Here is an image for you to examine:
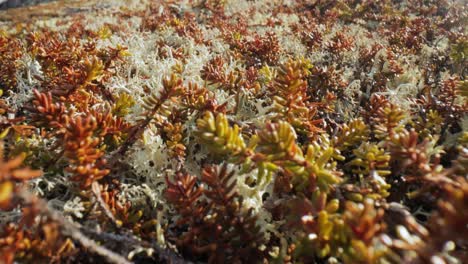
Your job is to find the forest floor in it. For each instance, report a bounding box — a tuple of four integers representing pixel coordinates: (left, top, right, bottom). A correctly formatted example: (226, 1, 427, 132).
(0, 1, 467, 263)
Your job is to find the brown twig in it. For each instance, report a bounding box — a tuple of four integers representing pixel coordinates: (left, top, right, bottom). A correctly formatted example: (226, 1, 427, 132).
(82, 229, 191, 264)
(17, 187, 132, 264)
(91, 181, 122, 228)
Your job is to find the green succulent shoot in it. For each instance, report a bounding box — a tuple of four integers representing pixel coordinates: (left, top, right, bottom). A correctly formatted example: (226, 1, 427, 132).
(196, 111, 246, 155)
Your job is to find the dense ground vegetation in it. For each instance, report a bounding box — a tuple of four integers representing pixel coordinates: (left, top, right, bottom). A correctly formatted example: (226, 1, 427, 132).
(0, 0, 467, 263)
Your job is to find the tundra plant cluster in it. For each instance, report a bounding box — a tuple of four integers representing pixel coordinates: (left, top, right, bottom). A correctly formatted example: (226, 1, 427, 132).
(0, 0, 467, 263)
